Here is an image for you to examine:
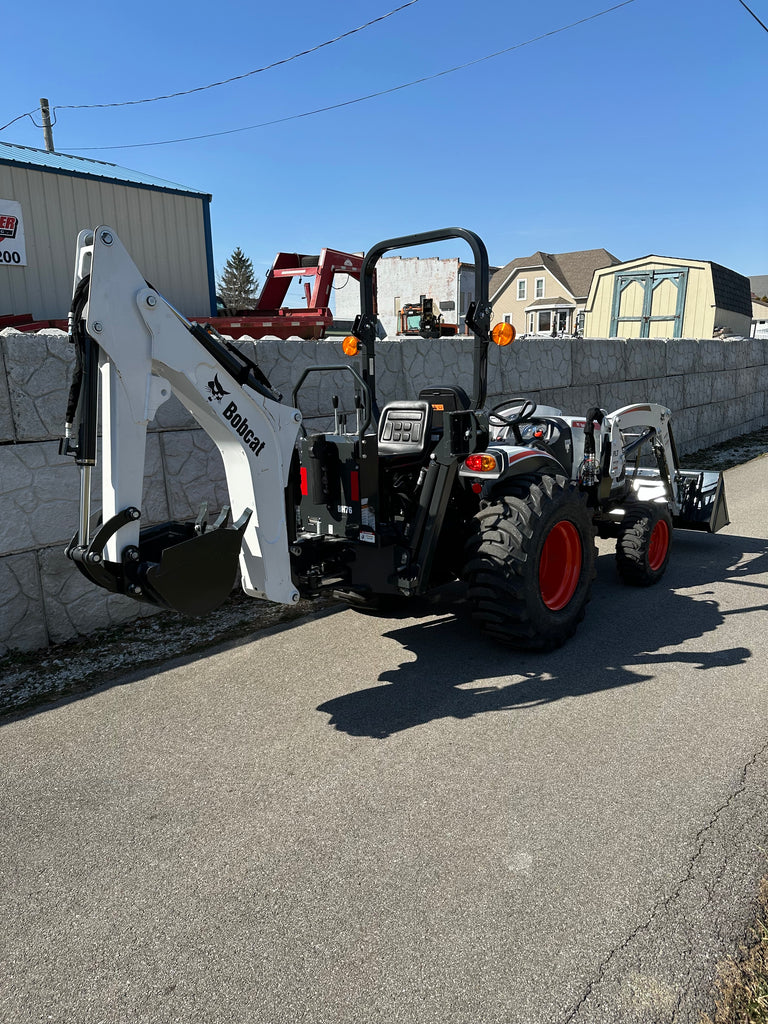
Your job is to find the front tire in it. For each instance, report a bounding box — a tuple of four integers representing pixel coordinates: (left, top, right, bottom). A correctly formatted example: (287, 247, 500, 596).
(463, 474, 597, 650)
(615, 503, 672, 586)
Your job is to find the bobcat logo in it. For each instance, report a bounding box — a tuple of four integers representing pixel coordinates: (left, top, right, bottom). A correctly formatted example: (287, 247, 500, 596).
(206, 374, 230, 403)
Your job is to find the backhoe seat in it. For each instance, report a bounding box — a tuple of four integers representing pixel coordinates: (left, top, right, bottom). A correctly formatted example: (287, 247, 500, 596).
(378, 400, 432, 464)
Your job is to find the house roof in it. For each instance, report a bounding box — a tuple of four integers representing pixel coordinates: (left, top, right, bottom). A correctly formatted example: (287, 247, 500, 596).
(526, 296, 574, 309)
(490, 248, 621, 303)
(493, 248, 626, 303)
(0, 142, 211, 198)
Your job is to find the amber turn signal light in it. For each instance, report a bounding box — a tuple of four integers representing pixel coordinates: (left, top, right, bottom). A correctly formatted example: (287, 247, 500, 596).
(491, 323, 516, 346)
(342, 336, 359, 356)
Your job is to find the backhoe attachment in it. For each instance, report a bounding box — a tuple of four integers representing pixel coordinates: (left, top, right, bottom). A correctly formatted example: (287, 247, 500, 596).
(62, 227, 302, 615)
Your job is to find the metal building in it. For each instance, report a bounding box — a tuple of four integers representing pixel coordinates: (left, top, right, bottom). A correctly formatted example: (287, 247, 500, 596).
(334, 255, 495, 337)
(0, 142, 215, 322)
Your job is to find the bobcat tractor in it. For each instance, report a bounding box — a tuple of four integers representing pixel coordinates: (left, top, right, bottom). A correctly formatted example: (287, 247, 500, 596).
(60, 226, 729, 650)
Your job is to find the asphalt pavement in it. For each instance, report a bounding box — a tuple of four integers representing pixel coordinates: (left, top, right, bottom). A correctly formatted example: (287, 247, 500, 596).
(2, 456, 768, 1024)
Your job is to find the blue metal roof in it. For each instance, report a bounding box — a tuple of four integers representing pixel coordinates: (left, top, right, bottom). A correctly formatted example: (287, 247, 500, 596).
(0, 142, 211, 199)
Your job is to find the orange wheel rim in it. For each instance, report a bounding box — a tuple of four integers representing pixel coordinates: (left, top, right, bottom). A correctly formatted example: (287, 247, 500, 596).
(539, 521, 582, 611)
(648, 519, 670, 571)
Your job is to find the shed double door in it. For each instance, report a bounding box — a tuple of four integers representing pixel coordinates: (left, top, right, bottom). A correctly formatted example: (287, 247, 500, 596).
(610, 268, 688, 338)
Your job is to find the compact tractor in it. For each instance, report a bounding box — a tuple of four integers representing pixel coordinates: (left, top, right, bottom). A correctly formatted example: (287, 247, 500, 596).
(61, 226, 729, 650)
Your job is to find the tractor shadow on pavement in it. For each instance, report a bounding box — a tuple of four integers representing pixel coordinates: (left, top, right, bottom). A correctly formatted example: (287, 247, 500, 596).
(317, 531, 768, 738)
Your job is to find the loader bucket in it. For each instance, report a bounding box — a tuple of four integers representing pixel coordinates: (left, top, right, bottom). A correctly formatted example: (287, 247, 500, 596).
(674, 470, 730, 533)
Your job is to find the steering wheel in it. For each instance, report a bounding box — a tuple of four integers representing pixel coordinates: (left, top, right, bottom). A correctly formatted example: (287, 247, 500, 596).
(489, 398, 538, 442)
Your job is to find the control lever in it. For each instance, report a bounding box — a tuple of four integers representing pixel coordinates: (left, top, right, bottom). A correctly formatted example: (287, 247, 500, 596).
(332, 395, 340, 434)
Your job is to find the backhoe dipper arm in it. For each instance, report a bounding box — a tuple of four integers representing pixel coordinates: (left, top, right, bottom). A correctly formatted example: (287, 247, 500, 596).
(63, 227, 302, 614)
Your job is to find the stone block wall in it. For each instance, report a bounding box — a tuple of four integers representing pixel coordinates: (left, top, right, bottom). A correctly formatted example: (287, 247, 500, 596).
(1, 328, 766, 656)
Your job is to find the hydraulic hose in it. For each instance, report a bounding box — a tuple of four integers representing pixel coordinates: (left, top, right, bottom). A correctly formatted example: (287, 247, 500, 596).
(64, 274, 99, 466)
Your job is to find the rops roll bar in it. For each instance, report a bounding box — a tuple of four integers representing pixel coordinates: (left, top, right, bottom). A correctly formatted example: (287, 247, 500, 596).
(351, 227, 493, 411)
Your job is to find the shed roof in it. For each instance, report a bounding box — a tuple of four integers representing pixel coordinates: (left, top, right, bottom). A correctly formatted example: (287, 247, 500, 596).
(490, 248, 621, 303)
(710, 262, 752, 317)
(0, 142, 210, 199)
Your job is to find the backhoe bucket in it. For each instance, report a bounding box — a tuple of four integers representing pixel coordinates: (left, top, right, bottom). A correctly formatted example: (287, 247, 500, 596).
(137, 511, 251, 615)
(68, 506, 252, 616)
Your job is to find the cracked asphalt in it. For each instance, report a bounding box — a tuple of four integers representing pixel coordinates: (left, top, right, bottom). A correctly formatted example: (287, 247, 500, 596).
(1, 455, 768, 1024)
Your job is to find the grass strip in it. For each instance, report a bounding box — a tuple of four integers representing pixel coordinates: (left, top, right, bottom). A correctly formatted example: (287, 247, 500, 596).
(702, 880, 768, 1024)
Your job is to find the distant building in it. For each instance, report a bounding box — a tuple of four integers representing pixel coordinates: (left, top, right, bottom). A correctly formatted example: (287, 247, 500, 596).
(0, 142, 215, 321)
(489, 249, 621, 338)
(334, 256, 498, 337)
(752, 295, 768, 339)
(584, 256, 753, 338)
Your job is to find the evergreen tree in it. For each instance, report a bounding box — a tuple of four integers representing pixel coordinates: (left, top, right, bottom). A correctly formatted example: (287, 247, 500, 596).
(217, 247, 259, 311)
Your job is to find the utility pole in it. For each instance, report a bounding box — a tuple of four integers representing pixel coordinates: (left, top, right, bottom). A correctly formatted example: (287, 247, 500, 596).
(39, 98, 54, 153)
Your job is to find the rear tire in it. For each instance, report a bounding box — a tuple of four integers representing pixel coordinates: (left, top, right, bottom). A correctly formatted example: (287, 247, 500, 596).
(463, 474, 597, 650)
(616, 503, 672, 586)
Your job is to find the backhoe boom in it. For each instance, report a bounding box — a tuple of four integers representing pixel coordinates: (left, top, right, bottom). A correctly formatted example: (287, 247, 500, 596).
(62, 226, 302, 614)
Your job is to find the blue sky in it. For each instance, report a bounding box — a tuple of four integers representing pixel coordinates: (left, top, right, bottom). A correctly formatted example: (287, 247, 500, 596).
(4, 0, 767, 286)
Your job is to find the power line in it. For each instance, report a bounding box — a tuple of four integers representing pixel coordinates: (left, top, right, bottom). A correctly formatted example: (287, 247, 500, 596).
(0, 109, 38, 133)
(735, 0, 768, 32)
(54, 0, 421, 111)
(67, 0, 638, 153)
(0, 0, 419, 137)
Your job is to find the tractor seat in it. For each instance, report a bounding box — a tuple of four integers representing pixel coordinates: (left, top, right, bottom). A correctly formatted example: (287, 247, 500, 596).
(418, 385, 471, 439)
(378, 400, 432, 463)
(419, 385, 471, 420)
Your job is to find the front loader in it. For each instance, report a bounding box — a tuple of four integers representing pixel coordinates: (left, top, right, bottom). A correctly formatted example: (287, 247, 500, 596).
(61, 226, 729, 650)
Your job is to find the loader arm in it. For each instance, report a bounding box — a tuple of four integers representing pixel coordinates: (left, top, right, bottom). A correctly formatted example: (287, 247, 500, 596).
(62, 227, 302, 614)
(603, 403, 681, 512)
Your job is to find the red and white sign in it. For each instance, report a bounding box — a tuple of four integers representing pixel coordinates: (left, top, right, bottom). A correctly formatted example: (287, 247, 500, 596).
(0, 199, 26, 266)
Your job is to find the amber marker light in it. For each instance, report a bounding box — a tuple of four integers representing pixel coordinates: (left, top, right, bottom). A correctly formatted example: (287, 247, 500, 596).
(342, 336, 359, 356)
(464, 453, 498, 472)
(491, 323, 516, 346)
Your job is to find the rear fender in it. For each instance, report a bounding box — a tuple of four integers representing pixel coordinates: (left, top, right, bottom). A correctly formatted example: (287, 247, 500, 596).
(459, 444, 566, 485)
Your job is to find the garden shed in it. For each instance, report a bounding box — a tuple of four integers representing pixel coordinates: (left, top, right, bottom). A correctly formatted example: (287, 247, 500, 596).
(583, 255, 752, 339)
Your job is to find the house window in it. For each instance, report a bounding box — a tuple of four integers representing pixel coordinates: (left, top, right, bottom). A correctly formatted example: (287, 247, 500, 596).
(535, 277, 545, 299)
(504, 315, 512, 324)
(517, 279, 527, 300)
(528, 313, 535, 333)
(538, 311, 552, 333)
